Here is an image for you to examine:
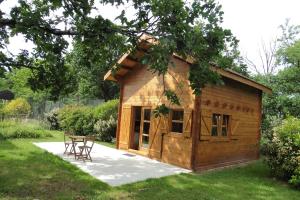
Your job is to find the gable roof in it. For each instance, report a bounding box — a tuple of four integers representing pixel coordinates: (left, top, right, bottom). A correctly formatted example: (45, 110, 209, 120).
(104, 34, 272, 94)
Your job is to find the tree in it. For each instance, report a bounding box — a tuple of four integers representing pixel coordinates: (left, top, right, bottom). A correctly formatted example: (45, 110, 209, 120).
(66, 37, 125, 101)
(276, 19, 300, 67)
(0, 0, 244, 107)
(245, 39, 278, 76)
(7, 68, 48, 102)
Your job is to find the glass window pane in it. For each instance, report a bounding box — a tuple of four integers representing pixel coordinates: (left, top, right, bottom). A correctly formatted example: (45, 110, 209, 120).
(171, 122, 183, 133)
(172, 110, 184, 121)
(212, 114, 220, 125)
(135, 107, 141, 121)
(144, 109, 151, 121)
(211, 126, 218, 136)
(142, 135, 149, 148)
(223, 115, 229, 126)
(134, 121, 140, 133)
(143, 122, 150, 135)
(222, 127, 227, 136)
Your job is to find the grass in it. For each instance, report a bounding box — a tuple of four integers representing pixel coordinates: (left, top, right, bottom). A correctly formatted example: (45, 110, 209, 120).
(0, 119, 57, 139)
(0, 132, 299, 199)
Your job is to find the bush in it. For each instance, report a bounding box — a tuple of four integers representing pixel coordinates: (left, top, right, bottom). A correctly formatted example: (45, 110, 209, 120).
(93, 99, 119, 121)
(45, 108, 60, 130)
(0, 103, 5, 120)
(0, 120, 53, 139)
(94, 115, 117, 142)
(56, 99, 119, 139)
(263, 116, 300, 187)
(58, 105, 94, 135)
(3, 98, 31, 116)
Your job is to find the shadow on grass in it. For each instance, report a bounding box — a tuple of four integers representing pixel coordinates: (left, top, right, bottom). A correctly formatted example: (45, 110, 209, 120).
(116, 161, 300, 200)
(0, 141, 110, 199)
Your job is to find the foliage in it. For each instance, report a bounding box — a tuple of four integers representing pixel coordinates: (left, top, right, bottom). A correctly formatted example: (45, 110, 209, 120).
(276, 19, 300, 66)
(66, 36, 123, 101)
(164, 90, 181, 105)
(0, 0, 246, 104)
(0, 120, 53, 139)
(0, 90, 14, 100)
(255, 66, 300, 133)
(94, 115, 117, 142)
(45, 108, 60, 130)
(93, 99, 119, 121)
(58, 105, 94, 136)
(6, 68, 49, 102)
(284, 40, 300, 67)
(3, 98, 31, 116)
(263, 117, 300, 187)
(153, 103, 169, 118)
(56, 99, 118, 138)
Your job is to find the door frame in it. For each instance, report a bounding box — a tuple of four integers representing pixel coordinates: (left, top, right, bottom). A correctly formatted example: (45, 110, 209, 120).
(139, 107, 152, 152)
(128, 106, 152, 155)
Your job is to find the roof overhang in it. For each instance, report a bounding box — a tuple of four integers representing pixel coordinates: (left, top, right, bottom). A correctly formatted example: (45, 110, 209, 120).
(104, 34, 272, 94)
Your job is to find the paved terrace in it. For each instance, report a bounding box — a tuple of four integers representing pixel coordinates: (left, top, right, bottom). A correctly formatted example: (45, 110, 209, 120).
(34, 142, 190, 186)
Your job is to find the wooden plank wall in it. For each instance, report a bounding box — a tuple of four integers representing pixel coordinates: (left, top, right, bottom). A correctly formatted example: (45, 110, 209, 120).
(195, 78, 262, 170)
(118, 57, 195, 169)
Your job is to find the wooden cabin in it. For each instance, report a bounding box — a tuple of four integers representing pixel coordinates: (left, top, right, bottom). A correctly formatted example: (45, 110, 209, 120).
(104, 35, 272, 170)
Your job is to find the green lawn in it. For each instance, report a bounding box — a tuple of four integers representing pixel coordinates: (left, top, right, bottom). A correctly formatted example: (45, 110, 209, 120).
(0, 132, 299, 200)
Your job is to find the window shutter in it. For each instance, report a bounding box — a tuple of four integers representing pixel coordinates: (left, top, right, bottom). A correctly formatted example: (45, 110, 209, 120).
(183, 109, 193, 138)
(159, 114, 169, 134)
(200, 109, 212, 140)
(119, 105, 132, 149)
(231, 115, 240, 136)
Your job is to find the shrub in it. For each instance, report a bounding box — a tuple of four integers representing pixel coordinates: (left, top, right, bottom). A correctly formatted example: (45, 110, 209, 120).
(94, 115, 117, 142)
(93, 99, 119, 121)
(56, 99, 119, 139)
(263, 116, 300, 187)
(58, 105, 94, 135)
(45, 108, 60, 130)
(0, 120, 53, 139)
(3, 98, 31, 116)
(0, 103, 5, 120)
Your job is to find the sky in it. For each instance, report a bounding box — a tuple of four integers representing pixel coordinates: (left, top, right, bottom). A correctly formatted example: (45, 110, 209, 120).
(1, 0, 300, 74)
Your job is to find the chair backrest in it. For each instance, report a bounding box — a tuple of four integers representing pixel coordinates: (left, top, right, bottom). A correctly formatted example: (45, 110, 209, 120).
(64, 131, 72, 142)
(84, 135, 96, 148)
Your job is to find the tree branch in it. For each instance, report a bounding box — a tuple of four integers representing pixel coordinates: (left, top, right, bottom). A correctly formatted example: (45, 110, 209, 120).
(0, 18, 78, 36)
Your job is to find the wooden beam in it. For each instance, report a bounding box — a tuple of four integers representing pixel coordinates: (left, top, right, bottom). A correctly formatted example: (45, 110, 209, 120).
(213, 68, 272, 94)
(257, 91, 262, 159)
(122, 57, 139, 68)
(190, 95, 201, 170)
(120, 65, 134, 71)
(116, 79, 124, 149)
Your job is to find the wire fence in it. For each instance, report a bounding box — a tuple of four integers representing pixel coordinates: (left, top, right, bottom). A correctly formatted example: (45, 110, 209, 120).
(1, 98, 104, 121)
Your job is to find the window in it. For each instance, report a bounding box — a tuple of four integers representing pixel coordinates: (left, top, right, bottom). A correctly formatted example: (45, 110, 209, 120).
(211, 113, 230, 137)
(171, 110, 184, 133)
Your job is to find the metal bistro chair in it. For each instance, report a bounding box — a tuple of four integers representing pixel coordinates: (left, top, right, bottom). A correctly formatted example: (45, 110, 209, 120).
(77, 135, 96, 162)
(64, 131, 76, 154)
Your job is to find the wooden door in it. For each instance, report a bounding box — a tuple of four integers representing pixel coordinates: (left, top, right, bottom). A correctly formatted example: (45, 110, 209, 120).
(139, 107, 151, 150)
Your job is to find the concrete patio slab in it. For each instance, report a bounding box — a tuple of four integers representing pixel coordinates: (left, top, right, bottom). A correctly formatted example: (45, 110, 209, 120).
(33, 142, 191, 186)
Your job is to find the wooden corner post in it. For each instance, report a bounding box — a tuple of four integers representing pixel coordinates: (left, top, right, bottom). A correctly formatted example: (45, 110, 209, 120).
(116, 79, 124, 149)
(190, 95, 201, 170)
